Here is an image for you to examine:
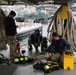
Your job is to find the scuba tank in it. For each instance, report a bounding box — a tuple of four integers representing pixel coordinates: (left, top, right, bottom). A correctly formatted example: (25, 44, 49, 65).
(0, 54, 4, 63)
(8, 56, 34, 64)
(0, 54, 9, 64)
(33, 60, 60, 73)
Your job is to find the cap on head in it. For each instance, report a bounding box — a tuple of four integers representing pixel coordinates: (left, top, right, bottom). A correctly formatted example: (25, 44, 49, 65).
(52, 32, 59, 37)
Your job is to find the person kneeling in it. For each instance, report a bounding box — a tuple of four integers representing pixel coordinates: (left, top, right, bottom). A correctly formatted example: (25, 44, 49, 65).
(47, 32, 71, 66)
(28, 29, 43, 51)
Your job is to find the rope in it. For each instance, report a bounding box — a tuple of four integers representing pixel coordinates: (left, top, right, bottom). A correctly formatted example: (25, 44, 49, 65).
(47, 5, 76, 51)
(0, 9, 7, 49)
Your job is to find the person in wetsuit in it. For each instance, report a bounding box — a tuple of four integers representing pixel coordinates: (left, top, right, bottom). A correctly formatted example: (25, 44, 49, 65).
(28, 29, 43, 51)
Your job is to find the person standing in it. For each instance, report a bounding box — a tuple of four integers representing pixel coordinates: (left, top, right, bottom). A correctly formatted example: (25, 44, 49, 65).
(0, 8, 7, 50)
(4, 11, 19, 58)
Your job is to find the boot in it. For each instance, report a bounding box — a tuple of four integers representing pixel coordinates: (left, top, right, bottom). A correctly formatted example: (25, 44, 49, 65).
(10, 51, 20, 58)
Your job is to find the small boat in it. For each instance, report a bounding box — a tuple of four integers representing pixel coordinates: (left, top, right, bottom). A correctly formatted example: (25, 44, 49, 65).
(15, 17, 42, 38)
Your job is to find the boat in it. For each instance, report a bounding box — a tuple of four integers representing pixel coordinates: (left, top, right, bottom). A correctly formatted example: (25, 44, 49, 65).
(0, 5, 42, 38)
(15, 17, 42, 38)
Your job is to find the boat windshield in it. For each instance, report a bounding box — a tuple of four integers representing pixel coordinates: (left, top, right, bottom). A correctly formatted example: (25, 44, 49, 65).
(15, 17, 25, 22)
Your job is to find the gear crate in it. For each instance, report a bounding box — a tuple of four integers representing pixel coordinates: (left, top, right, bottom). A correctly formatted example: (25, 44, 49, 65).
(63, 52, 74, 70)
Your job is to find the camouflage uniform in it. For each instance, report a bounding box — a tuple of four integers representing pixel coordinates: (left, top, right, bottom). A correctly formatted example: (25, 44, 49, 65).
(6, 36, 17, 57)
(4, 11, 19, 58)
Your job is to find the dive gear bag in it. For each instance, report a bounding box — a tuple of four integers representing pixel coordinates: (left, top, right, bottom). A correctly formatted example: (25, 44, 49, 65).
(33, 60, 60, 73)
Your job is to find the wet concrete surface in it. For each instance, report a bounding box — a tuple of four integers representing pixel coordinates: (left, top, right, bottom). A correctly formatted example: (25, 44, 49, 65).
(0, 43, 76, 75)
(0, 24, 76, 75)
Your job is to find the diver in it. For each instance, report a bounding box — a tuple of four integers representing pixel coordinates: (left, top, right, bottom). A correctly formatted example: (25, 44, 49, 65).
(47, 32, 71, 64)
(28, 29, 43, 51)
